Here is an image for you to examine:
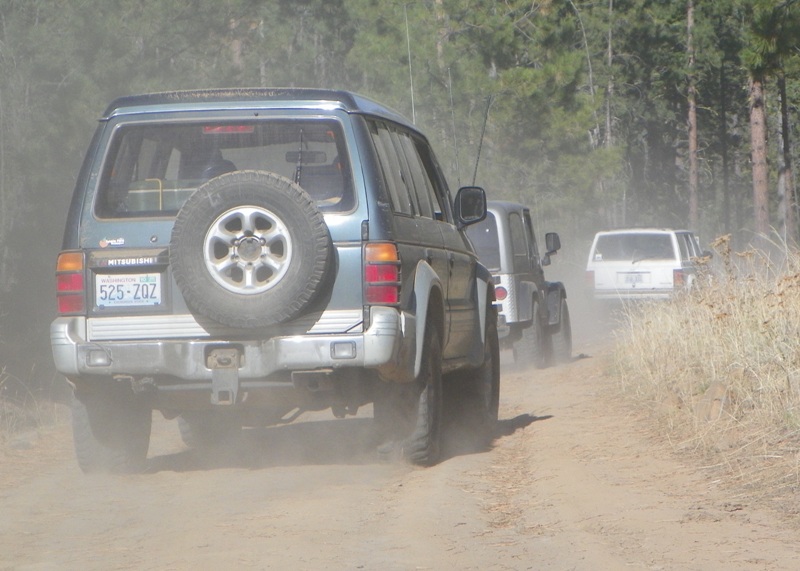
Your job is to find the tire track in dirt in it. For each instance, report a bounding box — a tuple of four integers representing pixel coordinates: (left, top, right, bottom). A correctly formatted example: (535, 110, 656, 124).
(2, 338, 800, 570)
(480, 344, 800, 570)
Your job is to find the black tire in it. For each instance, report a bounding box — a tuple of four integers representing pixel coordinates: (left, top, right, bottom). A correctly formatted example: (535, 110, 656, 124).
(375, 319, 443, 466)
(551, 299, 572, 364)
(178, 411, 242, 449)
(515, 299, 550, 369)
(71, 386, 151, 474)
(446, 306, 500, 448)
(170, 170, 332, 328)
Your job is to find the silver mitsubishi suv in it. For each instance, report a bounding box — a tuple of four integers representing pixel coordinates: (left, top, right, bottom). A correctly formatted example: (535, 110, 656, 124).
(52, 88, 499, 472)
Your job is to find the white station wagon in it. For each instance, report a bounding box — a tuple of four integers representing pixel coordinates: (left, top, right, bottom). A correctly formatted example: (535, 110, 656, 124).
(585, 228, 708, 302)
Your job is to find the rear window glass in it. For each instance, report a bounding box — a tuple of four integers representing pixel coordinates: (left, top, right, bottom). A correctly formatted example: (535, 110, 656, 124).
(592, 233, 676, 262)
(466, 213, 501, 270)
(95, 119, 354, 218)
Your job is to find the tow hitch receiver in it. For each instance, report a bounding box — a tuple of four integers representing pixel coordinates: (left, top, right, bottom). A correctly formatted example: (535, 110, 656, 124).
(207, 348, 241, 405)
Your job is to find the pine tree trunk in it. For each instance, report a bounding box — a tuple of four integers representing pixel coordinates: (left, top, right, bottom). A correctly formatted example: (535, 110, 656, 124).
(687, 0, 699, 231)
(749, 75, 770, 237)
(605, 0, 614, 148)
(719, 61, 731, 236)
(778, 71, 797, 245)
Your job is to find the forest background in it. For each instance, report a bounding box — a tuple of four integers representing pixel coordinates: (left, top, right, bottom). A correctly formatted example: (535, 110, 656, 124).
(0, 0, 797, 394)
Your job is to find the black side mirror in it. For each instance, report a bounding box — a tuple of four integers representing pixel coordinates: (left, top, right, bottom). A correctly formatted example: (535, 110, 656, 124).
(542, 232, 561, 266)
(454, 186, 486, 228)
(545, 232, 561, 255)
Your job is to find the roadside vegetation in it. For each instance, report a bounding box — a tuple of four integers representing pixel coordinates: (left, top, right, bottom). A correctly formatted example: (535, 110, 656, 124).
(1, 1, 800, 415)
(614, 235, 800, 516)
(0, 370, 67, 445)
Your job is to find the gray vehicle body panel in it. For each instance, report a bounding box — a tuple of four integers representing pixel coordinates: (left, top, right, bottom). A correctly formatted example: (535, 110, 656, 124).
(53, 89, 491, 417)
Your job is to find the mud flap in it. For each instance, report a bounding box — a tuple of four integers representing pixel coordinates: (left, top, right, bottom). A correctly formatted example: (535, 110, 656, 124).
(208, 348, 240, 405)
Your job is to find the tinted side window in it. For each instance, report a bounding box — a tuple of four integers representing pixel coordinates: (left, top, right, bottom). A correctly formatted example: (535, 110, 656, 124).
(681, 233, 700, 258)
(397, 132, 435, 219)
(677, 233, 691, 261)
(412, 138, 451, 223)
(465, 213, 500, 270)
(368, 121, 415, 215)
(509, 213, 529, 272)
(523, 211, 539, 260)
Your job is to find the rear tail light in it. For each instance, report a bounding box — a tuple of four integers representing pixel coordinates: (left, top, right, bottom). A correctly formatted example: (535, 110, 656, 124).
(585, 270, 595, 287)
(673, 269, 685, 287)
(364, 243, 401, 305)
(495, 286, 508, 301)
(56, 251, 86, 314)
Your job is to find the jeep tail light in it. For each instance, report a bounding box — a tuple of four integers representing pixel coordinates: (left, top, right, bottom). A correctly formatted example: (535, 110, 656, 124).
(495, 286, 508, 301)
(56, 251, 86, 314)
(585, 270, 595, 287)
(364, 243, 401, 305)
(673, 269, 685, 287)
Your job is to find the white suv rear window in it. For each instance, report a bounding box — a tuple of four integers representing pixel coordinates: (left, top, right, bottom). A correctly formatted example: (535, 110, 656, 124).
(592, 233, 676, 262)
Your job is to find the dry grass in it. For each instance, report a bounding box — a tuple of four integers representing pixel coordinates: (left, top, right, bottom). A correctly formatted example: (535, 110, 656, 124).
(613, 235, 800, 516)
(0, 368, 68, 444)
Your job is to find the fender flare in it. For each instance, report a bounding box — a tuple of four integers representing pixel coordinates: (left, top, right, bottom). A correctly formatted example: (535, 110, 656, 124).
(462, 263, 494, 368)
(475, 263, 493, 346)
(412, 261, 445, 378)
(545, 281, 567, 327)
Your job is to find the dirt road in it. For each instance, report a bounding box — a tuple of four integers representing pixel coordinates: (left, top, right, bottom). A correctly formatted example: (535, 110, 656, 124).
(2, 331, 799, 570)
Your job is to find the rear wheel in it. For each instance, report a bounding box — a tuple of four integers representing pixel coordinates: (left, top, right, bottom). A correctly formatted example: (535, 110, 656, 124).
(374, 319, 443, 466)
(551, 299, 572, 364)
(515, 299, 550, 369)
(71, 384, 151, 474)
(447, 306, 500, 449)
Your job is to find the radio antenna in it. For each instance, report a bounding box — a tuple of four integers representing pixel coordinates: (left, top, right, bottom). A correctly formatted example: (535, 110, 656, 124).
(472, 94, 493, 186)
(448, 68, 461, 188)
(404, 4, 416, 124)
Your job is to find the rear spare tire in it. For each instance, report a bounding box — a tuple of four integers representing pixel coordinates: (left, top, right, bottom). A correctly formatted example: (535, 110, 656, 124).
(170, 170, 331, 328)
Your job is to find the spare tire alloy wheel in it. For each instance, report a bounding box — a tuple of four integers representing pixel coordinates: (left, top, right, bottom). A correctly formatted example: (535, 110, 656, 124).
(205, 205, 293, 294)
(170, 171, 331, 329)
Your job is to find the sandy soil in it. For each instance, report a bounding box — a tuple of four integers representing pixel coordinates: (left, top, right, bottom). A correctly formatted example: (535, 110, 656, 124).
(2, 332, 799, 570)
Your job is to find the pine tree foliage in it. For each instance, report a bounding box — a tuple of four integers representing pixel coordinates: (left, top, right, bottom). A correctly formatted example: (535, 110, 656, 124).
(1, 0, 800, 381)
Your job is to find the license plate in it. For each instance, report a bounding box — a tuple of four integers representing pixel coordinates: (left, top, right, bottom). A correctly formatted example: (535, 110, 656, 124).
(95, 273, 162, 308)
(623, 273, 644, 284)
